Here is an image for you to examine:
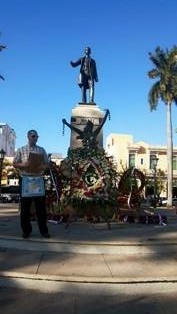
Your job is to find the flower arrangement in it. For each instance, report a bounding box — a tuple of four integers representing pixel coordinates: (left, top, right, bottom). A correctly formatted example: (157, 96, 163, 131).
(45, 148, 146, 224)
(60, 147, 119, 216)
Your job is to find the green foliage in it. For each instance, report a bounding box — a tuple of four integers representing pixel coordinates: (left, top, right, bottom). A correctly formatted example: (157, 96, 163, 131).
(148, 46, 176, 206)
(148, 45, 177, 108)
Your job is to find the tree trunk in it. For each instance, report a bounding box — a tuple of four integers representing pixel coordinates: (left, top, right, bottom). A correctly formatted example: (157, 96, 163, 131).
(166, 103, 173, 207)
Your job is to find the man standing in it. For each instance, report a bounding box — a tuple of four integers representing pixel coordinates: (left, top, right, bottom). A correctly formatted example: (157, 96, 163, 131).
(13, 130, 50, 238)
(70, 46, 98, 103)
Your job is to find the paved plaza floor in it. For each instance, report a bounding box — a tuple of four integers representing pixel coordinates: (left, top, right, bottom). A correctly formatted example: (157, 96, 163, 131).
(1, 203, 177, 313)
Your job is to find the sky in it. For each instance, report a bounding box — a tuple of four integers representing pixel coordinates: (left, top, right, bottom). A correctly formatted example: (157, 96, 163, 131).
(1, 0, 177, 157)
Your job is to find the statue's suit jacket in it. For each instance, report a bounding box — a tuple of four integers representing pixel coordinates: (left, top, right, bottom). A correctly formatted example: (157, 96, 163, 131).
(71, 57, 98, 88)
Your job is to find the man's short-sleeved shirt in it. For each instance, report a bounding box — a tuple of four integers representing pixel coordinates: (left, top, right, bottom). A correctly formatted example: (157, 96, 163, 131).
(13, 144, 49, 176)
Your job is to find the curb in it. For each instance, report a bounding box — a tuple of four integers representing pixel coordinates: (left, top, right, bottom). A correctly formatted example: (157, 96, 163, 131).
(1, 273, 177, 295)
(1, 271, 177, 284)
(1, 236, 177, 254)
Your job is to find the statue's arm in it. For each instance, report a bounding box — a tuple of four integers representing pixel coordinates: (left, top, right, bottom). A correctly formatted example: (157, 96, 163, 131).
(62, 119, 83, 135)
(70, 58, 82, 68)
(94, 109, 110, 136)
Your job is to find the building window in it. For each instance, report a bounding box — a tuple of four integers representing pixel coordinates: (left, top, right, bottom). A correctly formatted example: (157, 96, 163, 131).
(111, 138, 114, 146)
(173, 156, 177, 170)
(141, 158, 143, 165)
(129, 154, 135, 167)
(150, 154, 156, 169)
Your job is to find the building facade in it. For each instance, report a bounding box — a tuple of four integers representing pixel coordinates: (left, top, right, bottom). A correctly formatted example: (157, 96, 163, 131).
(105, 133, 177, 197)
(0, 123, 16, 157)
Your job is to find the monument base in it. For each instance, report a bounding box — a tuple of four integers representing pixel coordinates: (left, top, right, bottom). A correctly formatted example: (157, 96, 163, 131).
(69, 103, 105, 149)
(78, 101, 96, 106)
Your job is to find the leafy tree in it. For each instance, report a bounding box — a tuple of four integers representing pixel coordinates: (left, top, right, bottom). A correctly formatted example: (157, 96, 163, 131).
(148, 46, 177, 206)
(156, 168, 166, 196)
(1, 160, 18, 182)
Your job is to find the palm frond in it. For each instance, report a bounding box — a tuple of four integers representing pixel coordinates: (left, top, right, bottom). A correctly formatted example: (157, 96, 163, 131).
(0, 45, 6, 51)
(0, 36, 6, 81)
(148, 46, 177, 108)
(148, 81, 160, 111)
(149, 47, 168, 69)
(148, 69, 159, 78)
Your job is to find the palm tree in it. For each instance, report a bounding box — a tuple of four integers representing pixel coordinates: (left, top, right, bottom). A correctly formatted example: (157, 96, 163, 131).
(0, 44, 6, 51)
(148, 46, 177, 207)
(0, 33, 6, 80)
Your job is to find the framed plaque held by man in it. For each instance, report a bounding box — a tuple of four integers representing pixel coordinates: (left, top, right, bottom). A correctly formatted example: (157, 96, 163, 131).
(21, 175, 45, 197)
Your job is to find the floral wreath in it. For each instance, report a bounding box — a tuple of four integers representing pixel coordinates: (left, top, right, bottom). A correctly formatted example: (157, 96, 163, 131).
(60, 148, 118, 205)
(71, 158, 107, 200)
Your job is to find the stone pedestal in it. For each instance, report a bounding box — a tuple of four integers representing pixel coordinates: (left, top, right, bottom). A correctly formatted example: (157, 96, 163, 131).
(69, 103, 105, 149)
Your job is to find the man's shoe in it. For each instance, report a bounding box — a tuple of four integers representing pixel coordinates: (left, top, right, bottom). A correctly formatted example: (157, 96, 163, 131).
(22, 232, 31, 239)
(41, 232, 50, 238)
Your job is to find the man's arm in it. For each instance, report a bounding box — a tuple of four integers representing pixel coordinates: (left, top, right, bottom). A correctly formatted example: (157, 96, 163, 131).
(13, 149, 29, 170)
(13, 158, 29, 170)
(41, 148, 50, 171)
(13, 161, 29, 170)
(70, 58, 82, 67)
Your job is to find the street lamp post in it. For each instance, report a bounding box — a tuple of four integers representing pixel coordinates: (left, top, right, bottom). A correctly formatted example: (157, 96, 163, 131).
(0, 149, 6, 196)
(152, 156, 159, 208)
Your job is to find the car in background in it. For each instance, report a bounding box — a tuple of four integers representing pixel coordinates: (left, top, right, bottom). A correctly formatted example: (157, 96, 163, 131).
(158, 197, 167, 207)
(158, 197, 177, 207)
(11, 194, 20, 203)
(0, 193, 20, 203)
(0, 194, 9, 203)
(172, 197, 177, 207)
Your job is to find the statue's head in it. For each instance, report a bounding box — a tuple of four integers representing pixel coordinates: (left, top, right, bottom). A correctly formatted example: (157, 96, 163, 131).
(84, 46, 91, 55)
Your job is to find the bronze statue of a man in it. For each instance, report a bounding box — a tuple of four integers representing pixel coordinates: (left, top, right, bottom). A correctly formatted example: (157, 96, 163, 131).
(70, 47, 98, 104)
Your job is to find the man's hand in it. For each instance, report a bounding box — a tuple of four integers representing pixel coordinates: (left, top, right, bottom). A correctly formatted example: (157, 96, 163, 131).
(13, 161, 30, 169)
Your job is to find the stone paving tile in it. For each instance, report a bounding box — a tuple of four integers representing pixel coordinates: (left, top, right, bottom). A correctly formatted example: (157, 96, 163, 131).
(0, 249, 41, 274)
(76, 293, 175, 314)
(104, 253, 177, 279)
(2, 287, 177, 314)
(38, 252, 111, 277)
(0, 288, 76, 314)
